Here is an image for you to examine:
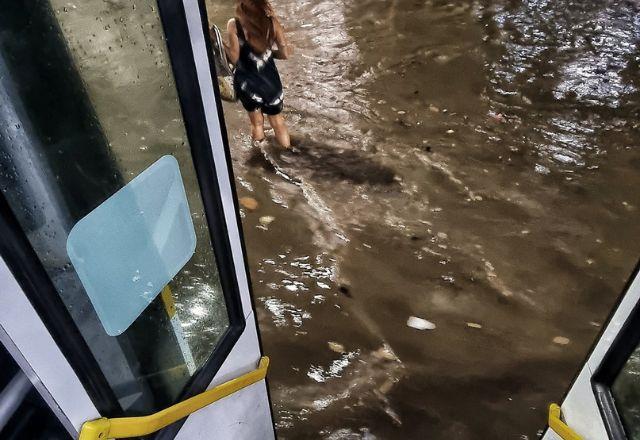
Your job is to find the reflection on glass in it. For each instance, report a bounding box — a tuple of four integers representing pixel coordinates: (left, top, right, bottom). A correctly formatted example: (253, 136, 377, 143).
(0, 0, 229, 415)
(612, 345, 640, 439)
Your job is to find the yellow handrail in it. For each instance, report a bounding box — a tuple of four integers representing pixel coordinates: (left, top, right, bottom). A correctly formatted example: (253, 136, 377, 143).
(79, 356, 270, 440)
(549, 403, 583, 440)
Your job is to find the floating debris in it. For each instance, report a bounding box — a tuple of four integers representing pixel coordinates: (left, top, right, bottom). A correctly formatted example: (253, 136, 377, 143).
(553, 336, 570, 345)
(328, 341, 346, 353)
(428, 104, 440, 113)
(239, 196, 258, 211)
(407, 316, 436, 331)
(466, 322, 483, 329)
(259, 215, 275, 226)
(372, 344, 398, 362)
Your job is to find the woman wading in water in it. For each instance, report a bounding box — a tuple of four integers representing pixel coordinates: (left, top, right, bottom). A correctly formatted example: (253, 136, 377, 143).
(226, 0, 291, 148)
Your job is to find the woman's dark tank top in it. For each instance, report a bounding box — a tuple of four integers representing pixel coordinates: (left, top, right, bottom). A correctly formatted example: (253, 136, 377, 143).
(233, 17, 284, 113)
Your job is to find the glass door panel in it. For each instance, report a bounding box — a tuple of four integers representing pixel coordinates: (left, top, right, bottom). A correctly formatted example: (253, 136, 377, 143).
(611, 344, 640, 439)
(0, 0, 232, 416)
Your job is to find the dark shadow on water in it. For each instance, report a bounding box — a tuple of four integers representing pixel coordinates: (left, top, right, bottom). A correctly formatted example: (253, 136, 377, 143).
(246, 147, 278, 173)
(246, 135, 398, 186)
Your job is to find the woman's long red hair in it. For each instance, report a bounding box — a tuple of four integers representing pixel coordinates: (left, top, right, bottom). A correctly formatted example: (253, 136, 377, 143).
(236, 0, 276, 53)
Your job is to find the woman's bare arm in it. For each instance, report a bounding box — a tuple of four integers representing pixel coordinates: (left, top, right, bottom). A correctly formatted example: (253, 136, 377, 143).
(226, 18, 240, 64)
(272, 18, 292, 60)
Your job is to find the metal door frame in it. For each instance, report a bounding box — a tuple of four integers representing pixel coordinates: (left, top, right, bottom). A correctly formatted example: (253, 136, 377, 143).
(0, 0, 274, 437)
(543, 259, 640, 439)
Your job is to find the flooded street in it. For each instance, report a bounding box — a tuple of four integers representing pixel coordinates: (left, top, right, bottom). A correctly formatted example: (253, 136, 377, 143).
(206, 0, 640, 438)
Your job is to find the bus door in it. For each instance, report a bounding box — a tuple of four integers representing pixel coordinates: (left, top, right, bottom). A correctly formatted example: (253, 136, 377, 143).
(544, 262, 640, 440)
(0, 0, 274, 439)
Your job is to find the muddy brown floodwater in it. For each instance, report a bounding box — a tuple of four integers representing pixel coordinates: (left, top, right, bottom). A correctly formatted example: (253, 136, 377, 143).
(205, 0, 640, 438)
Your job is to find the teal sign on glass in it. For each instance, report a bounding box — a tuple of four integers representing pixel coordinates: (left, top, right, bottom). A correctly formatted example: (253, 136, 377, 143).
(67, 155, 196, 336)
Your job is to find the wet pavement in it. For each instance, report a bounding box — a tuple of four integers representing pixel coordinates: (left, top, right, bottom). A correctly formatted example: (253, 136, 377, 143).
(206, 0, 640, 438)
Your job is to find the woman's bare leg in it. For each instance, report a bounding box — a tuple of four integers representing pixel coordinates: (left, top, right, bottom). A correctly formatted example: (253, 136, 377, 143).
(267, 114, 290, 148)
(248, 110, 265, 142)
